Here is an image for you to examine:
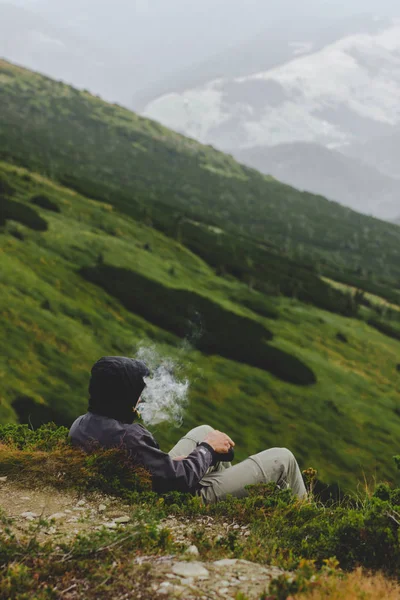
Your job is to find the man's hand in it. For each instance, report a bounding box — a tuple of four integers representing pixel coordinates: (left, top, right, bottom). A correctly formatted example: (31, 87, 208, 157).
(204, 430, 235, 454)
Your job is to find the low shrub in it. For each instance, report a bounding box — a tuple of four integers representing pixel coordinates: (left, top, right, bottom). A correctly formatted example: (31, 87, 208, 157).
(0, 198, 47, 231)
(81, 264, 317, 385)
(30, 194, 60, 213)
(336, 332, 348, 343)
(368, 317, 400, 342)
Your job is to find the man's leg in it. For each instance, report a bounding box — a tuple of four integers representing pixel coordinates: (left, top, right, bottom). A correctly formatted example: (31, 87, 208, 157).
(199, 447, 307, 503)
(168, 425, 231, 472)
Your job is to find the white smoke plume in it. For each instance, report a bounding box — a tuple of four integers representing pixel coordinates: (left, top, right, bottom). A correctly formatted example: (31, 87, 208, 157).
(135, 345, 189, 426)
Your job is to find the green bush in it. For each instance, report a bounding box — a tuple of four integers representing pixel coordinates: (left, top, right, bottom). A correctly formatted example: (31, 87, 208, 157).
(0, 198, 47, 231)
(368, 317, 400, 342)
(0, 422, 68, 450)
(30, 194, 60, 213)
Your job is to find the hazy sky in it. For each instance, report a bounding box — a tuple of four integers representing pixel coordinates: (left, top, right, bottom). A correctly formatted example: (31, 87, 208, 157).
(3, 0, 400, 102)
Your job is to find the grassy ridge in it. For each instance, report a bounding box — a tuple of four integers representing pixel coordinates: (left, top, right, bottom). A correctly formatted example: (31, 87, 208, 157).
(1, 161, 400, 492)
(1, 59, 400, 297)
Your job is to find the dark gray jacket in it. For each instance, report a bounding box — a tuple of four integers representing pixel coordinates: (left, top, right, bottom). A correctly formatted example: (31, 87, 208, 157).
(69, 412, 214, 494)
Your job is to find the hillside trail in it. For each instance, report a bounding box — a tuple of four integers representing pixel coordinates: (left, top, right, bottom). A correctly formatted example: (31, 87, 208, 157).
(0, 478, 284, 599)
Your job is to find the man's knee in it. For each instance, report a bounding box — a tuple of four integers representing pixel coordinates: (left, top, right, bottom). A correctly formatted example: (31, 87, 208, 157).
(275, 448, 296, 471)
(184, 424, 214, 442)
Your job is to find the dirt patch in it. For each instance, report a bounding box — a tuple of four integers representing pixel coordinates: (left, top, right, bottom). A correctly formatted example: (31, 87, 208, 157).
(0, 480, 132, 542)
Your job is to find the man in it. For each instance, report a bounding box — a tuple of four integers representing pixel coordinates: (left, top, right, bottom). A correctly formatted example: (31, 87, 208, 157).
(69, 356, 307, 502)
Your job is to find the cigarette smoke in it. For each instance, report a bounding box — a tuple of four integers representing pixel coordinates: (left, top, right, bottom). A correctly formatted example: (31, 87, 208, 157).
(136, 345, 189, 426)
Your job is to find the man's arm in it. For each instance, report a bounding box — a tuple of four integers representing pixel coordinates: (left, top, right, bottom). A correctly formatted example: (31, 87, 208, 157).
(124, 429, 214, 493)
(124, 428, 234, 494)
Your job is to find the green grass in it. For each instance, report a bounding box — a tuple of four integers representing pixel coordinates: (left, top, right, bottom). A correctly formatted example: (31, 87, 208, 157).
(1, 161, 400, 492)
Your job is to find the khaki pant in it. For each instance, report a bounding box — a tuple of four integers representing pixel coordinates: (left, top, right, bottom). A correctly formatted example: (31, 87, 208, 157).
(169, 425, 307, 504)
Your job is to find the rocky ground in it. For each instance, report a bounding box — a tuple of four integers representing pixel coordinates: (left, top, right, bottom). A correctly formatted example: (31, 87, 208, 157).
(0, 478, 284, 599)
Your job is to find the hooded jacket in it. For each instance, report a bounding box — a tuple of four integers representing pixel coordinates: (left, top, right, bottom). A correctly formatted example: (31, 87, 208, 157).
(69, 356, 215, 494)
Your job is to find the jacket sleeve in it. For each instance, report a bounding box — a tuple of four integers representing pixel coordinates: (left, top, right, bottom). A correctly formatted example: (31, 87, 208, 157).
(123, 428, 215, 494)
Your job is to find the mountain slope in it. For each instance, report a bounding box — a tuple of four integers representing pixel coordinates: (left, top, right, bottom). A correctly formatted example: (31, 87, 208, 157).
(341, 128, 400, 180)
(2, 160, 400, 492)
(143, 19, 400, 152)
(234, 142, 400, 220)
(1, 59, 400, 295)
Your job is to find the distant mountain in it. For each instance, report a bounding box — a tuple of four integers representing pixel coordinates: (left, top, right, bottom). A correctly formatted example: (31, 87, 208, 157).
(133, 13, 388, 111)
(340, 129, 400, 180)
(234, 142, 400, 220)
(143, 18, 400, 152)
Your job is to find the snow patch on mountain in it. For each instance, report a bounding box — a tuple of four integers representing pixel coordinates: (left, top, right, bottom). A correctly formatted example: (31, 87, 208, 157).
(143, 21, 400, 151)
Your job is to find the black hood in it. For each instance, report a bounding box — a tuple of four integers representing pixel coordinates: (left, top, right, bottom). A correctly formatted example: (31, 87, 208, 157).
(88, 356, 150, 423)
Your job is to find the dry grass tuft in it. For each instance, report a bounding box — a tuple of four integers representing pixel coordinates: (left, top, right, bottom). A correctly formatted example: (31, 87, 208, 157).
(296, 568, 400, 599)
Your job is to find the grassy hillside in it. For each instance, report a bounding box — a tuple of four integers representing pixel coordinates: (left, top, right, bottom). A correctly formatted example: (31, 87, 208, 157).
(1, 161, 400, 494)
(1, 59, 400, 301)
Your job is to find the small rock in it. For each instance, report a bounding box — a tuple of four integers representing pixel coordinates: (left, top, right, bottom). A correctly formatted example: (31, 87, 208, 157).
(45, 527, 57, 535)
(114, 516, 130, 524)
(185, 545, 199, 557)
(180, 578, 194, 586)
(0, 476, 8, 482)
(98, 504, 107, 512)
(219, 589, 229, 596)
(77, 500, 86, 506)
(20, 496, 30, 500)
(233, 524, 240, 530)
(21, 512, 37, 520)
(159, 582, 171, 588)
(67, 518, 78, 523)
(103, 521, 117, 529)
(219, 581, 231, 587)
(213, 559, 238, 567)
(73, 507, 86, 512)
(49, 512, 66, 521)
(172, 562, 209, 578)
(64, 509, 72, 514)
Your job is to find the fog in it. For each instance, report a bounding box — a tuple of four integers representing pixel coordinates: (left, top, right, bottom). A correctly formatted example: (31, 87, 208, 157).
(6, 0, 400, 81)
